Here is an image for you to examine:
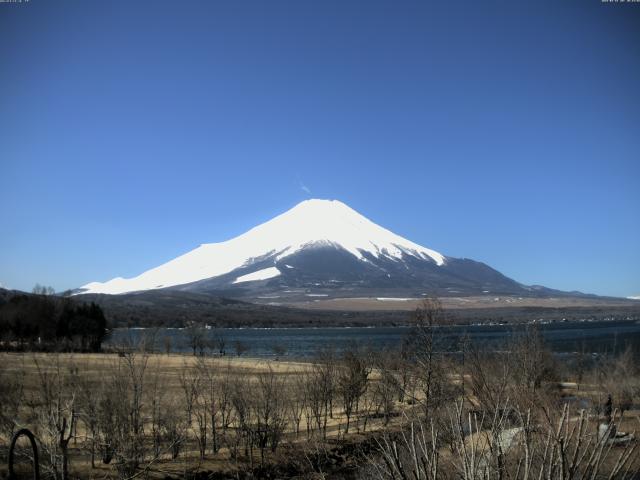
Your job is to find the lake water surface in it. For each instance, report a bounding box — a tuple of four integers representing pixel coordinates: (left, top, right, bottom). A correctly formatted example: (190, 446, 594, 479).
(107, 319, 640, 359)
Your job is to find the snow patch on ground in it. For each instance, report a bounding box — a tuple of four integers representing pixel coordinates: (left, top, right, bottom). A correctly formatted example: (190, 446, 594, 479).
(376, 297, 415, 301)
(233, 267, 281, 284)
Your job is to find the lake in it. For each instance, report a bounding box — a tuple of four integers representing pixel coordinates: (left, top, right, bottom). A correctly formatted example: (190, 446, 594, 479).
(106, 319, 640, 359)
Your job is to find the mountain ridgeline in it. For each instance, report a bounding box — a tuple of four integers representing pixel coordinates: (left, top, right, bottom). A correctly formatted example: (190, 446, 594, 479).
(77, 199, 582, 301)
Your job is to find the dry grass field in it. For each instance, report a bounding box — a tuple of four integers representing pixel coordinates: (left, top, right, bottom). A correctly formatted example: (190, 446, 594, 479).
(286, 295, 640, 311)
(0, 351, 413, 479)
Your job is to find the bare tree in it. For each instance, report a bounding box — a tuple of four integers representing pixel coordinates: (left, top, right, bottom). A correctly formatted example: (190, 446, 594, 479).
(359, 388, 378, 433)
(163, 399, 185, 460)
(74, 360, 102, 468)
(97, 351, 150, 479)
(254, 367, 288, 463)
(0, 355, 24, 450)
(373, 400, 639, 480)
(602, 347, 639, 418)
(510, 325, 558, 392)
(407, 297, 450, 418)
(233, 340, 249, 357)
(289, 374, 306, 438)
(148, 359, 167, 458)
(212, 330, 227, 356)
(373, 350, 400, 426)
(304, 360, 335, 439)
(314, 347, 337, 418)
(193, 379, 209, 459)
(32, 284, 56, 296)
(184, 324, 206, 356)
(467, 346, 511, 418)
(29, 355, 76, 480)
(337, 346, 370, 434)
(163, 335, 172, 355)
(196, 356, 223, 455)
(217, 362, 235, 437)
(229, 375, 254, 466)
(272, 343, 287, 360)
(179, 361, 200, 454)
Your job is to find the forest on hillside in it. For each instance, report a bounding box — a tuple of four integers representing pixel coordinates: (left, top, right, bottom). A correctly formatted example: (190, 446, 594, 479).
(0, 286, 107, 352)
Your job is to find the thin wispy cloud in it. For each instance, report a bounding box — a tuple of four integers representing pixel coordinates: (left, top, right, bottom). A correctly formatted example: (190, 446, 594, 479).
(298, 180, 311, 195)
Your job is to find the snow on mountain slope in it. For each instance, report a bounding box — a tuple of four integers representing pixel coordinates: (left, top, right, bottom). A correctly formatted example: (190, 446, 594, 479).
(232, 267, 281, 284)
(79, 199, 446, 295)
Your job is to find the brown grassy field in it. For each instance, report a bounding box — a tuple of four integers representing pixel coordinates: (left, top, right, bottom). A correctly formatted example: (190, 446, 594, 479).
(2, 342, 639, 480)
(286, 295, 640, 311)
(1, 351, 410, 479)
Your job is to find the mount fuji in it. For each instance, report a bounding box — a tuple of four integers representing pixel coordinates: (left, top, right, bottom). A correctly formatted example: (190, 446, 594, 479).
(77, 199, 561, 301)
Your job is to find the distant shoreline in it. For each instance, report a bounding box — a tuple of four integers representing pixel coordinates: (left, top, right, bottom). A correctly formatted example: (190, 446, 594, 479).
(108, 317, 640, 331)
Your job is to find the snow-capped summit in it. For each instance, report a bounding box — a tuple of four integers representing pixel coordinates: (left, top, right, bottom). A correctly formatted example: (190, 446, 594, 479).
(79, 199, 446, 295)
(239, 199, 446, 265)
(78, 199, 533, 299)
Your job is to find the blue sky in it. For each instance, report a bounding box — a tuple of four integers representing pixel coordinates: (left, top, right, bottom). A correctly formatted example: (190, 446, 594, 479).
(1, 0, 638, 297)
